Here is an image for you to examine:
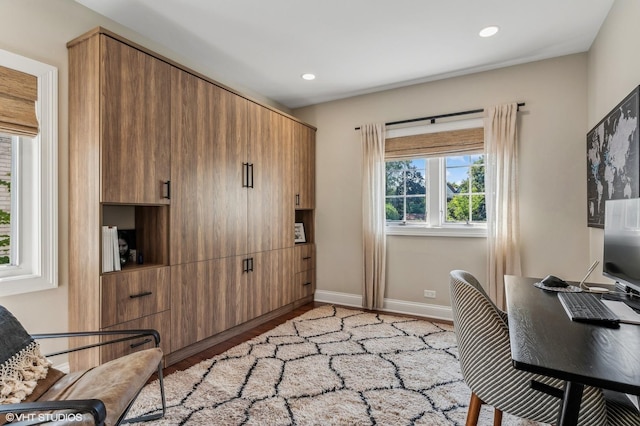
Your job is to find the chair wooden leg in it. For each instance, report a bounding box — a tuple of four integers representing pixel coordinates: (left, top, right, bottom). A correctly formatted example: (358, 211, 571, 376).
(493, 408, 503, 426)
(466, 392, 483, 426)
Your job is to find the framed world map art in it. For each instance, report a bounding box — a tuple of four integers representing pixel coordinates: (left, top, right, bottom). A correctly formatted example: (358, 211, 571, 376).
(587, 86, 640, 228)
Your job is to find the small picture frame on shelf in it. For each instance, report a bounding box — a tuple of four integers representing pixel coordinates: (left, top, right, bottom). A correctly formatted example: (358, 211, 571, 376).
(294, 222, 306, 244)
(117, 229, 136, 266)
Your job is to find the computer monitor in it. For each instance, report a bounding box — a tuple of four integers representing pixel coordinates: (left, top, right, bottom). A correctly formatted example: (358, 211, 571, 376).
(603, 198, 640, 295)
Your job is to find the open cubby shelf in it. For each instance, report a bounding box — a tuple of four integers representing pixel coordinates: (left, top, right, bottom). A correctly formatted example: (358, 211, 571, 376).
(101, 204, 169, 274)
(295, 209, 314, 244)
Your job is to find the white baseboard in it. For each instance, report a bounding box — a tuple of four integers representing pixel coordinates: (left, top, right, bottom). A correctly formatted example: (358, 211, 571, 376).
(314, 290, 453, 321)
(314, 290, 363, 307)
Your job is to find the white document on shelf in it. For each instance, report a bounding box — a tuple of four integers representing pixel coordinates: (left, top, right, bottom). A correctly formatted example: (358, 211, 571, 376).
(602, 300, 640, 325)
(102, 226, 113, 273)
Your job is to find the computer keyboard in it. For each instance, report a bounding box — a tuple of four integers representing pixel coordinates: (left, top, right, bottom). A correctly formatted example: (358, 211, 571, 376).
(557, 292, 620, 327)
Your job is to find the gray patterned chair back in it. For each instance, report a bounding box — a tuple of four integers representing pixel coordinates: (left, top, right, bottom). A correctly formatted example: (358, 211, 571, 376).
(449, 270, 613, 425)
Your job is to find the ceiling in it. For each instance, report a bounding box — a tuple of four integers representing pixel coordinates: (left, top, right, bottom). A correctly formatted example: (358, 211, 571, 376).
(75, 0, 614, 109)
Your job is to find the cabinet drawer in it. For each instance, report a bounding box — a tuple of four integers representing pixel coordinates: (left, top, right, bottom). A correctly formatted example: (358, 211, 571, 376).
(295, 269, 315, 300)
(101, 267, 170, 328)
(100, 310, 170, 364)
(295, 244, 315, 272)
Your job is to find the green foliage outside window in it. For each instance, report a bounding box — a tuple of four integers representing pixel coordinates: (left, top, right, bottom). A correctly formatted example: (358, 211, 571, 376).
(385, 160, 426, 222)
(0, 175, 10, 264)
(446, 156, 486, 223)
(385, 155, 486, 225)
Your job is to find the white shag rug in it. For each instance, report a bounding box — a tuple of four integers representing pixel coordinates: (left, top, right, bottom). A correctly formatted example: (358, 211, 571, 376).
(128, 305, 545, 425)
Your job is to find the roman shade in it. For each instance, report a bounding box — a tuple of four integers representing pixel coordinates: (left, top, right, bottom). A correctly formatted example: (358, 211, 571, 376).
(385, 127, 483, 159)
(0, 65, 39, 137)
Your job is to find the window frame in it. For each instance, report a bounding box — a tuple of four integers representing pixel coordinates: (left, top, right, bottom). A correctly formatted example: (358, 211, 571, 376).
(442, 153, 487, 225)
(385, 118, 487, 238)
(385, 158, 427, 224)
(0, 49, 58, 296)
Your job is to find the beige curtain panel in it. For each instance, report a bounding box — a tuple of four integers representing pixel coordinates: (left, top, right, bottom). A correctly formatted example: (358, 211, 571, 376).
(484, 103, 521, 310)
(385, 127, 483, 159)
(360, 123, 387, 310)
(0, 65, 39, 137)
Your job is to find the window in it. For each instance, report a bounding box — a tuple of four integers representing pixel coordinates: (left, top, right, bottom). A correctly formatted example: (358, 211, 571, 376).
(444, 154, 486, 223)
(0, 49, 58, 296)
(0, 135, 14, 264)
(385, 154, 485, 226)
(385, 159, 426, 223)
(384, 119, 486, 237)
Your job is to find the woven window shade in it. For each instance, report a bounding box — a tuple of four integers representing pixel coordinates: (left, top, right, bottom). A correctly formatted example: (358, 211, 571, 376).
(0, 65, 38, 137)
(385, 127, 483, 159)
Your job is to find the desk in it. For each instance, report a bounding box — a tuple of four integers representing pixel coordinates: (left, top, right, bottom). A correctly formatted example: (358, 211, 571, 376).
(504, 276, 640, 426)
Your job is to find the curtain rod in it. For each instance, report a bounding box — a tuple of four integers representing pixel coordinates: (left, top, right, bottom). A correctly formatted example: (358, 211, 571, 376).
(354, 102, 525, 130)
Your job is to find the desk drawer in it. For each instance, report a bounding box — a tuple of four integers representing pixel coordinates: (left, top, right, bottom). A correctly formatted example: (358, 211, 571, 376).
(295, 244, 315, 272)
(100, 310, 170, 363)
(101, 267, 170, 328)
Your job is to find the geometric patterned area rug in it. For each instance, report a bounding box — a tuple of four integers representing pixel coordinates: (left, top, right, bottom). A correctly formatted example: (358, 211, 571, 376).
(128, 305, 544, 425)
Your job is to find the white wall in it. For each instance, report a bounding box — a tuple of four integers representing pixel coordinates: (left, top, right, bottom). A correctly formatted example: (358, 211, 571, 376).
(586, 0, 640, 283)
(294, 53, 591, 309)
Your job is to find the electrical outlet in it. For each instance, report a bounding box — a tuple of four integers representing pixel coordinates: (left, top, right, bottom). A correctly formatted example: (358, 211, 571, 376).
(424, 290, 436, 298)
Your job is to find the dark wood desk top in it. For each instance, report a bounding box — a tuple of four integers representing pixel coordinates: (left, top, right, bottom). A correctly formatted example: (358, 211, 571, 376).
(505, 275, 640, 395)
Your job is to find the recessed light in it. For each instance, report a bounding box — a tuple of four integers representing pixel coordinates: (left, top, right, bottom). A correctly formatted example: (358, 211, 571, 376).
(301, 73, 316, 81)
(479, 26, 499, 38)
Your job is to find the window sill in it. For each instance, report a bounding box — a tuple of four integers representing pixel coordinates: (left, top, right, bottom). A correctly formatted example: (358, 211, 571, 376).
(385, 225, 487, 238)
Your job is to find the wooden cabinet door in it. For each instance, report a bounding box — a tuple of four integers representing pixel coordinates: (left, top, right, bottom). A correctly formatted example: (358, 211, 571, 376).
(247, 103, 294, 253)
(170, 69, 248, 264)
(270, 247, 296, 309)
(170, 257, 242, 351)
(235, 248, 295, 324)
(294, 123, 316, 209)
(100, 36, 171, 204)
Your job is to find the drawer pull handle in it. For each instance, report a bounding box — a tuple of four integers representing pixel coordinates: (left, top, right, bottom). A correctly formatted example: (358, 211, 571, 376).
(302, 256, 312, 260)
(130, 338, 152, 349)
(129, 291, 152, 299)
(303, 281, 312, 286)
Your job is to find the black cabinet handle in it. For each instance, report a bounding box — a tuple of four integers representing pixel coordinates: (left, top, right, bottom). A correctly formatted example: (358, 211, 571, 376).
(242, 163, 255, 188)
(163, 180, 171, 199)
(242, 163, 249, 188)
(302, 256, 312, 260)
(242, 258, 254, 273)
(129, 291, 152, 299)
(303, 281, 312, 286)
(130, 338, 152, 349)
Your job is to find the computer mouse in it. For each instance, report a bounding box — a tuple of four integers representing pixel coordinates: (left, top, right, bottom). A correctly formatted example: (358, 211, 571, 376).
(540, 275, 568, 288)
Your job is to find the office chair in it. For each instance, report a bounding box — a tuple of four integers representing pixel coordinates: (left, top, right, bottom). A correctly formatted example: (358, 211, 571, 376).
(0, 305, 166, 425)
(450, 270, 639, 426)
